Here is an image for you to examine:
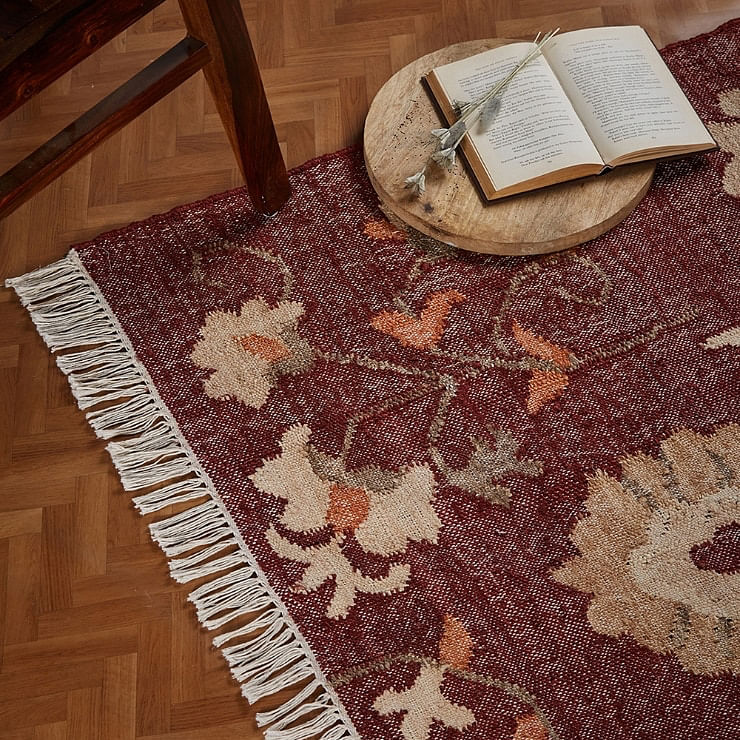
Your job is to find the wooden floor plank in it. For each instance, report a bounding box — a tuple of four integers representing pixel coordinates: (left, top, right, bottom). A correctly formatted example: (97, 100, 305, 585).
(4, 534, 41, 646)
(34, 722, 67, 740)
(0, 660, 103, 701)
(71, 474, 109, 580)
(65, 687, 103, 740)
(135, 620, 172, 737)
(0, 693, 67, 733)
(0, 538, 8, 669)
(0, 509, 42, 539)
(39, 505, 73, 614)
(101, 654, 137, 740)
(37, 594, 173, 640)
(0, 367, 16, 468)
(3, 627, 139, 672)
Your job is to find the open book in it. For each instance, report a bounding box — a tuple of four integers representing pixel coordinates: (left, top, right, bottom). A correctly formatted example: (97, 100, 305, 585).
(424, 26, 717, 200)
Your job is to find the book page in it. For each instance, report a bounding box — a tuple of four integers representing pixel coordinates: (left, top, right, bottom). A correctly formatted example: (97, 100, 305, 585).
(544, 26, 715, 164)
(431, 43, 603, 190)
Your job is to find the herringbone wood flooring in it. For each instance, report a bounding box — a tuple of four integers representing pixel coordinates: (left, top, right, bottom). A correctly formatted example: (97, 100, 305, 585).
(0, 2, 737, 737)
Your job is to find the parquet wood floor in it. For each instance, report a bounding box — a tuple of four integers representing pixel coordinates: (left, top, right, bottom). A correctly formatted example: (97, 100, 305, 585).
(0, 2, 737, 737)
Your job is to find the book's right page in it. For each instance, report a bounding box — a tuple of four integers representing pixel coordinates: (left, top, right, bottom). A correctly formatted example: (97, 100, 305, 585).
(543, 26, 715, 166)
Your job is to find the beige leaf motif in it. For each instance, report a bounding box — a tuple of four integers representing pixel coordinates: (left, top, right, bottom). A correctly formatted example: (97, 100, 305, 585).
(252, 424, 441, 555)
(708, 88, 740, 197)
(266, 528, 410, 619)
(553, 424, 740, 675)
(374, 663, 475, 740)
(704, 326, 740, 349)
(250, 424, 330, 533)
(354, 465, 441, 555)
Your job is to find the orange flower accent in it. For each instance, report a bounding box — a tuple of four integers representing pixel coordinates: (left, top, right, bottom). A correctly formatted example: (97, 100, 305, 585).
(513, 713, 549, 740)
(528, 369, 569, 414)
(512, 321, 570, 369)
(438, 614, 473, 671)
(326, 483, 371, 532)
(236, 334, 291, 362)
(363, 217, 406, 242)
(372, 290, 466, 350)
(513, 321, 571, 414)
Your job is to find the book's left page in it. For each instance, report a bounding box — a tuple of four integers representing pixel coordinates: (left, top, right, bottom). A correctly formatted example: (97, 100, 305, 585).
(427, 42, 604, 197)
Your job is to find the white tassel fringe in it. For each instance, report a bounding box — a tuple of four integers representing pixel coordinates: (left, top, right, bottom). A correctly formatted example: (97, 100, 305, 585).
(6, 253, 358, 740)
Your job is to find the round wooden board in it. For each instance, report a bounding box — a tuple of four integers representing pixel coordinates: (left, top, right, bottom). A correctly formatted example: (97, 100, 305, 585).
(363, 39, 656, 255)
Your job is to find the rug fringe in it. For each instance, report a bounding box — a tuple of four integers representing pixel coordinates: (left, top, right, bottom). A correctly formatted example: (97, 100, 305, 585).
(6, 253, 359, 740)
(132, 478, 209, 515)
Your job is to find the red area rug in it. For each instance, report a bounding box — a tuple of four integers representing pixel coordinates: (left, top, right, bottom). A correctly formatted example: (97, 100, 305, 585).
(8, 19, 740, 740)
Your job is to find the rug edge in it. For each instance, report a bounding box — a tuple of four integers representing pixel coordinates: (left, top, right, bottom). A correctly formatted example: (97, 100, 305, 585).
(5, 252, 361, 740)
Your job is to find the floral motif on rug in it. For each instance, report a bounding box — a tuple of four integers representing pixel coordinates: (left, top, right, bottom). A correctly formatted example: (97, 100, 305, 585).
(7, 19, 740, 740)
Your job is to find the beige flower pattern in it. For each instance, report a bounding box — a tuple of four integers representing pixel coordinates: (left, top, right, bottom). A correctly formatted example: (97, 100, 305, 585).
(708, 88, 740, 196)
(374, 663, 475, 739)
(191, 298, 312, 408)
(374, 615, 476, 739)
(251, 424, 442, 618)
(553, 424, 740, 675)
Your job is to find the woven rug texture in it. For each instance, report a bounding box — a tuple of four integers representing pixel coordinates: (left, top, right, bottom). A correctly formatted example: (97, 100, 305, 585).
(7, 19, 740, 740)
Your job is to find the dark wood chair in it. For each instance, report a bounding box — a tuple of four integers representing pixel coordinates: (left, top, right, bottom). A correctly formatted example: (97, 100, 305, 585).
(0, 0, 291, 219)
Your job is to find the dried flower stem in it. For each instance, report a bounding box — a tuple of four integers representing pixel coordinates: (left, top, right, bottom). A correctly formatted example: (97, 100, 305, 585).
(404, 29, 559, 196)
(457, 30, 559, 133)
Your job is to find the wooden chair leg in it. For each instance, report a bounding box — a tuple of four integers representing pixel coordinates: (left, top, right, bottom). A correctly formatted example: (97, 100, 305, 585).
(178, 0, 290, 214)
